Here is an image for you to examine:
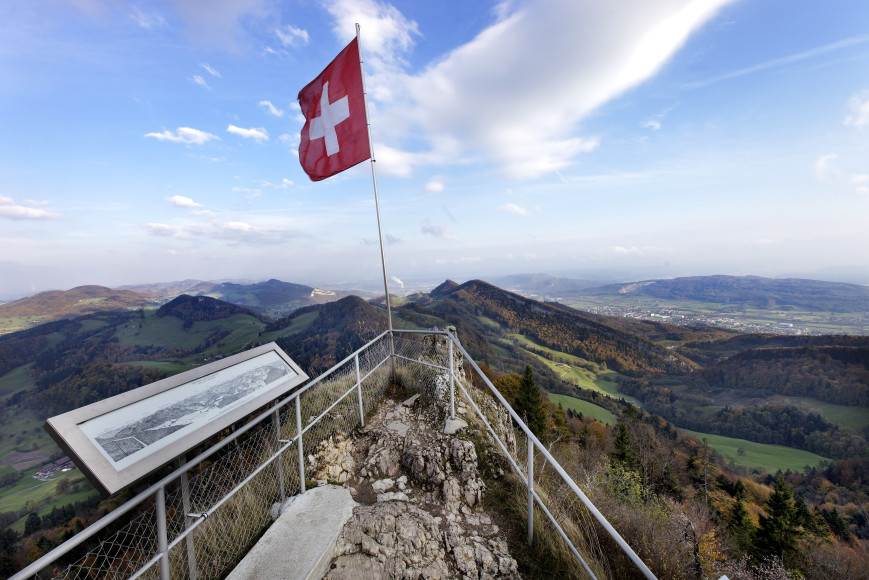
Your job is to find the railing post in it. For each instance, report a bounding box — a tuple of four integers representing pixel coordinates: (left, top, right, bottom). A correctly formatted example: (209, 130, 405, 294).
(295, 395, 306, 494)
(156, 486, 170, 580)
(273, 408, 286, 502)
(178, 459, 198, 580)
(448, 337, 456, 420)
(355, 353, 365, 427)
(527, 437, 534, 544)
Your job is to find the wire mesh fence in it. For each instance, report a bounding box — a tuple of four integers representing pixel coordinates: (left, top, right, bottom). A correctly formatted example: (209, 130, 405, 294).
(15, 329, 653, 580)
(17, 333, 393, 580)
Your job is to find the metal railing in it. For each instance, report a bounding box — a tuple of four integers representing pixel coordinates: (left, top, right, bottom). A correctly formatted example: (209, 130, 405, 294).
(11, 329, 655, 580)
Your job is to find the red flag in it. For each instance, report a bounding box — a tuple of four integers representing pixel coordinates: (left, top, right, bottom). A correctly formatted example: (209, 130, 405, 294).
(298, 38, 371, 181)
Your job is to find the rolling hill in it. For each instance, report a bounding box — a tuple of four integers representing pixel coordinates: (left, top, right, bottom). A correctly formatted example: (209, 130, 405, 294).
(583, 275, 869, 312)
(0, 286, 156, 326)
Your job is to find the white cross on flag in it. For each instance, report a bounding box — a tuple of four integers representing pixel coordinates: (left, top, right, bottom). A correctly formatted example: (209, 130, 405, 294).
(298, 38, 371, 181)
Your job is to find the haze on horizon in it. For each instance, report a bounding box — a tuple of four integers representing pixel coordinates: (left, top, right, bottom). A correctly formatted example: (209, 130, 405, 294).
(1, 0, 868, 301)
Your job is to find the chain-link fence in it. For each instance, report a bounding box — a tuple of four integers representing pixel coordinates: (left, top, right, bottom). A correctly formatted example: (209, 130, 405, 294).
(13, 329, 654, 580)
(13, 332, 393, 580)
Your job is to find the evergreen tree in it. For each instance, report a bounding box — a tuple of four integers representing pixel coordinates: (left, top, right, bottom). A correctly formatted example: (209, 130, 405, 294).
(24, 512, 41, 536)
(515, 365, 547, 443)
(727, 498, 754, 555)
(753, 475, 802, 567)
(612, 421, 638, 470)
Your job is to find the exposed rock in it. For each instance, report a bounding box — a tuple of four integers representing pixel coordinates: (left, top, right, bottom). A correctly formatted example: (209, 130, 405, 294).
(322, 330, 520, 579)
(308, 434, 356, 486)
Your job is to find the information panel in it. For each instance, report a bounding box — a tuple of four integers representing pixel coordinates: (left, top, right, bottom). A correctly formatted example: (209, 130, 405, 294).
(45, 342, 308, 496)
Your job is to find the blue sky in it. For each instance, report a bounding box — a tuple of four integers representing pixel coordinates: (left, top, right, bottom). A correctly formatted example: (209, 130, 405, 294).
(1, 0, 868, 300)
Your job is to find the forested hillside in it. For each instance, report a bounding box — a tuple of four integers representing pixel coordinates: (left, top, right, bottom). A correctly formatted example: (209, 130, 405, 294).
(1, 281, 867, 577)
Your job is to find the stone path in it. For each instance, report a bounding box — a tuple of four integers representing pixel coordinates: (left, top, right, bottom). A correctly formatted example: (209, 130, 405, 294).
(308, 391, 522, 580)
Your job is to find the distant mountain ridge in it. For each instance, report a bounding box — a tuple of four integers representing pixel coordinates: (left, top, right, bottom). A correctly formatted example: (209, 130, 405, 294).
(0, 285, 155, 322)
(584, 275, 869, 312)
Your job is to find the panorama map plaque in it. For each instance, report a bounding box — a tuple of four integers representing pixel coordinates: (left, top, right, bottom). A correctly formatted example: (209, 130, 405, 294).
(44, 343, 308, 495)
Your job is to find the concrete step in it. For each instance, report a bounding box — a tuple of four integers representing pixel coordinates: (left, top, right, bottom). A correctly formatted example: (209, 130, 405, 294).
(227, 485, 356, 580)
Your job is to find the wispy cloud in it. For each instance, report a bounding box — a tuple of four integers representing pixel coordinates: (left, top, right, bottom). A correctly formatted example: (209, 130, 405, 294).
(144, 127, 219, 145)
(167, 195, 202, 208)
(276, 24, 309, 46)
(500, 202, 528, 216)
(424, 177, 445, 192)
(191, 75, 210, 90)
(686, 34, 869, 89)
(813, 153, 838, 179)
(643, 120, 661, 130)
(129, 7, 167, 29)
(346, 0, 730, 178)
(421, 219, 456, 240)
(845, 92, 869, 128)
(259, 100, 284, 117)
(227, 125, 269, 142)
(0, 195, 60, 220)
(259, 178, 293, 189)
(201, 63, 221, 78)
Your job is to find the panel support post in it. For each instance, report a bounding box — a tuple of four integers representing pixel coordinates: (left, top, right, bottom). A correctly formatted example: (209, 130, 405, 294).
(273, 408, 286, 503)
(178, 459, 198, 580)
(156, 486, 170, 580)
(296, 396, 306, 494)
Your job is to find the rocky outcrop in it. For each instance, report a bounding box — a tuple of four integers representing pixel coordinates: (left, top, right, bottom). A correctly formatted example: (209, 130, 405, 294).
(320, 387, 521, 579)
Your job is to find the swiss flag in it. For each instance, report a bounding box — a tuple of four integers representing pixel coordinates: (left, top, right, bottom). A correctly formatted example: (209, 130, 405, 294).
(298, 38, 371, 181)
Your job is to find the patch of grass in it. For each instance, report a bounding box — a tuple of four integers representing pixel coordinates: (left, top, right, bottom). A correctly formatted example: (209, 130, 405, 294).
(776, 396, 869, 431)
(258, 311, 319, 343)
(680, 429, 829, 473)
(548, 393, 616, 425)
(0, 364, 34, 400)
(115, 313, 202, 349)
(0, 316, 36, 334)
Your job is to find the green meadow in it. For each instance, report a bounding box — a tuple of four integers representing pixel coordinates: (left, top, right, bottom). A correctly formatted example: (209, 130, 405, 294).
(681, 429, 829, 473)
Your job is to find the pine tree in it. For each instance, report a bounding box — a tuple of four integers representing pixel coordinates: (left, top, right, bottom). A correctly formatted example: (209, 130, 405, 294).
(515, 365, 547, 443)
(612, 421, 638, 470)
(753, 475, 802, 567)
(727, 498, 754, 555)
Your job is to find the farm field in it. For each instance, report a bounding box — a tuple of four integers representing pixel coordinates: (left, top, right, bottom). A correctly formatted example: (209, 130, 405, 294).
(548, 394, 616, 425)
(680, 429, 829, 473)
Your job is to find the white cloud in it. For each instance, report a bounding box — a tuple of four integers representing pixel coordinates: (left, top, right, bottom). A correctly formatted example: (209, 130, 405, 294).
(845, 92, 869, 128)
(276, 24, 309, 46)
(813, 153, 838, 179)
(129, 7, 166, 29)
(420, 219, 457, 240)
(259, 178, 293, 189)
(851, 174, 869, 195)
(201, 63, 221, 78)
(500, 202, 528, 216)
(167, 195, 202, 208)
(0, 195, 60, 220)
(145, 222, 187, 238)
(643, 120, 662, 130)
(424, 177, 445, 192)
(259, 100, 284, 117)
(191, 75, 210, 90)
(325, 0, 419, 68)
(227, 125, 269, 142)
(145, 127, 219, 145)
(347, 0, 731, 179)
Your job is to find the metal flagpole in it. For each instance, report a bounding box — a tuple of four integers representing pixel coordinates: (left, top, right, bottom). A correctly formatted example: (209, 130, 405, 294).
(356, 23, 396, 375)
